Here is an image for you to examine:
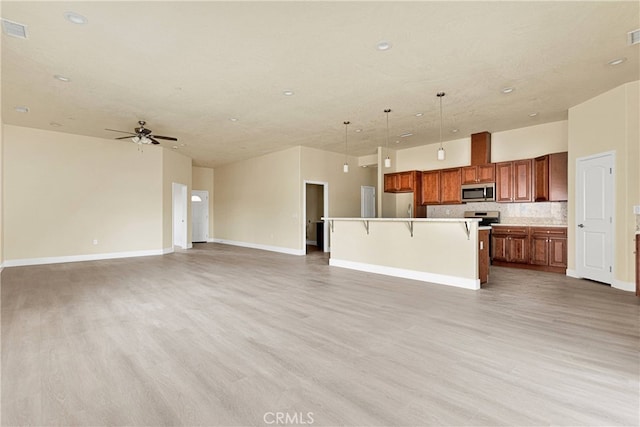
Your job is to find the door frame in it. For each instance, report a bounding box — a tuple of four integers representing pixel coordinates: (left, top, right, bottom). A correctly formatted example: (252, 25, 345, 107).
(303, 180, 329, 253)
(575, 150, 615, 284)
(172, 182, 188, 250)
(191, 190, 209, 243)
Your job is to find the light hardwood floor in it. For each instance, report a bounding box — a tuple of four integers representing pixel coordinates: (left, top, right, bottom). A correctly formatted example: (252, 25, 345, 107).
(2, 243, 639, 426)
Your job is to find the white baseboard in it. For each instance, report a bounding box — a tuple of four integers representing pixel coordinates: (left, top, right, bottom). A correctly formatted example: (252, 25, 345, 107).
(612, 279, 635, 292)
(212, 238, 305, 256)
(566, 269, 634, 292)
(4, 248, 173, 268)
(566, 269, 580, 279)
(329, 258, 480, 290)
(207, 238, 216, 243)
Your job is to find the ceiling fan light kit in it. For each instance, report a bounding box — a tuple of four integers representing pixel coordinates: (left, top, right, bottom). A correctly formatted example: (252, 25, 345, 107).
(105, 120, 178, 147)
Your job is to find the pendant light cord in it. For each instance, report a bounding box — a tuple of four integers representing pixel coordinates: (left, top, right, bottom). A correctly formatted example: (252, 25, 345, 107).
(437, 92, 445, 150)
(344, 121, 350, 161)
(384, 109, 391, 155)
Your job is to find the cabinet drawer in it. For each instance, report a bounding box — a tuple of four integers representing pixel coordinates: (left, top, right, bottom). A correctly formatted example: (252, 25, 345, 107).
(529, 227, 567, 237)
(492, 226, 528, 236)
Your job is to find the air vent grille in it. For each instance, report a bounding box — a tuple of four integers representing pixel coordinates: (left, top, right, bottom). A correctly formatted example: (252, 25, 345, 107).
(1, 19, 27, 39)
(629, 29, 640, 45)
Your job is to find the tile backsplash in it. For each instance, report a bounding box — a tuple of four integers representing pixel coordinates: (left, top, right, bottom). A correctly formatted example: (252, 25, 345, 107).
(427, 201, 567, 225)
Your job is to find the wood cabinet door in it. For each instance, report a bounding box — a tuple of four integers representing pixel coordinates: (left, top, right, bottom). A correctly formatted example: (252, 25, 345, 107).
(479, 230, 490, 284)
(421, 171, 441, 205)
(534, 155, 550, 202)
(398, 171, 415, 192)
(548, 152, 568, 201)
(508, 235, 529, 263)
(461, 166, 478, 184)
(440, 168, 462, 204)
(548, 237, 567, 268)
(384, 174, 399, 192)
(492, 234, 508, 261)
(477, 164, 495, 183)
(513, 159, 533, 202)
(530, 234, 549, 265)
(495, 162, 513, 202)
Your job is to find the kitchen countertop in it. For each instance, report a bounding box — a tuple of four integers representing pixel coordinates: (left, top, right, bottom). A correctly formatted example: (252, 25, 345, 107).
(478, 226, 492, 231)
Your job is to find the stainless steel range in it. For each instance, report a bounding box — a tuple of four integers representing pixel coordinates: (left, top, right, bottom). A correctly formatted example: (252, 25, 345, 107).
(464, 211, 500, 261)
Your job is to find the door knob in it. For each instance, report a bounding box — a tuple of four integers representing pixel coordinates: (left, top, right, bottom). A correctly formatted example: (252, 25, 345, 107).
(578, 223, 584, 228)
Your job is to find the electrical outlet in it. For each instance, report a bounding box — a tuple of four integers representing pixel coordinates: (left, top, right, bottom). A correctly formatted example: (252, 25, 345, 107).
(92, 239, 98, 245)
(634, 205, 640, 214)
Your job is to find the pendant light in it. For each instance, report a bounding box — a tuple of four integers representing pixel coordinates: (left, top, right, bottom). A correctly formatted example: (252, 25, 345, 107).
(343, 121, 350, 173)
(384, 109, 392, 168)
(437, 92, 446, 161)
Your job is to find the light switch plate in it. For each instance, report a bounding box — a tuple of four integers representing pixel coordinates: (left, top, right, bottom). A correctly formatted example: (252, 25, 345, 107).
(634, 205, 640, 214)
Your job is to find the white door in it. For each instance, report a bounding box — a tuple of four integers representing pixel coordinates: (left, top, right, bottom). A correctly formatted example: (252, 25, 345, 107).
(172, 183, 188, 249)
(192, 190, 209, 243)
(361, 186, 376, 218)
(576, 152, 614, 284)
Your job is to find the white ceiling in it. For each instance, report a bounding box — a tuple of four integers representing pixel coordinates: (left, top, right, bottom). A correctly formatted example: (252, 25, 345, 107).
(2, 1, 638, 168)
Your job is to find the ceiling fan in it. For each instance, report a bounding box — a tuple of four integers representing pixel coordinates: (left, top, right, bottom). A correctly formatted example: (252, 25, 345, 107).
(105, 121, 177, 145)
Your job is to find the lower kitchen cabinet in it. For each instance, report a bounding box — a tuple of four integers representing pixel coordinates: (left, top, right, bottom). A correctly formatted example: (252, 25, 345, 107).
(492, 225, 567, 273)
(479, 229, 490, 284)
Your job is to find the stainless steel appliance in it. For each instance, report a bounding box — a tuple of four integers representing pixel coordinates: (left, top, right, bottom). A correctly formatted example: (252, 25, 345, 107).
(461, 182, 495, 202)
(464, 211, 500, 261)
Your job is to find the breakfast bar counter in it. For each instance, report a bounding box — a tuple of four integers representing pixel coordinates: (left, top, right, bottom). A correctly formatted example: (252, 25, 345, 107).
(323, 217, 483, 290)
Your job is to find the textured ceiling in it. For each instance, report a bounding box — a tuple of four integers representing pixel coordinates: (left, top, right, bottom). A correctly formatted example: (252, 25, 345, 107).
(2, 1, 638, 168)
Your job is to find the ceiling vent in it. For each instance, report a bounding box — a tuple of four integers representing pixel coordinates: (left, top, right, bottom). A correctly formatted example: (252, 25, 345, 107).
(629, 29, 640, 45)
(1, 19, 27, 39)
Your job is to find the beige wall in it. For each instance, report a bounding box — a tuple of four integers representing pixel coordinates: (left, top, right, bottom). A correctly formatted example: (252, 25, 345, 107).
(214, 146, 302, 252)
(568, 81, 639, 287)
(192, 166, 214, 241)
(3, 125, 164, 261)
(163, 149, 193, 249)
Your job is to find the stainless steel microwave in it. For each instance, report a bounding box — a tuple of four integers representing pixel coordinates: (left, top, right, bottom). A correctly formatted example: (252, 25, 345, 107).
(461, 183, 495, 202)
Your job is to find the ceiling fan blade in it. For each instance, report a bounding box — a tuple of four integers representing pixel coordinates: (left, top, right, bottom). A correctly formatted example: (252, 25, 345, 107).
(115, 136, 134, 140)
(105, 128, 135, 135)
(152, 135, 178, 141)
(136, 127, 152, 135)
(149, 137, 161, 145)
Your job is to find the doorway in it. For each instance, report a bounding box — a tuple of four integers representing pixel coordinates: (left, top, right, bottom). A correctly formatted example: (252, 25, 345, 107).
(576, 151, 614, 284)
(172, 182, 188, 249)
(303, 181, 328, 254)
(361, 185, 376, 218)
(192, 190, 209, 243)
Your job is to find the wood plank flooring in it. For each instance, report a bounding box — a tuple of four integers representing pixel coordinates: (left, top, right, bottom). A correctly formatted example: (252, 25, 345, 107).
(2, 243, 639, 426)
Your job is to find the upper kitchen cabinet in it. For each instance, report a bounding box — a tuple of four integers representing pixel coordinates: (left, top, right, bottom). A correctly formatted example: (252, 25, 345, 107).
(496, 159, 532, 203)
(420, 170, 440, 205)
(462, 164, 495, 184)
(471, 131, 491, 165)
(384, 171, 420, 193)
(534, 152, 568, 202)
(421, 168, 462, 205)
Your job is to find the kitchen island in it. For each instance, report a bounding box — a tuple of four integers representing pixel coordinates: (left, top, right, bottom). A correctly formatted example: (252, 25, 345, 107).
(323, 217, 483, 290)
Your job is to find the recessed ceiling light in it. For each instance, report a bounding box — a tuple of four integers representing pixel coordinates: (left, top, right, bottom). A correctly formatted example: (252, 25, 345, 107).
(400, 132, 413, 138)
(172, 146, 178, 150)
(180, 143, 185, 147)
(64, 11, 87, 25)
(529, 112, 538, 117)
(49, 122, 62, 127)
(501, 87, 515, 94)
(415, 113, 424, 117)
(15, 106, 29, 113)
(54, 74, 71, 82)
(607, 57, 627, 66)
(229, 117, 238, 122)
(395, 140, 400, 144)
(451, 129, 459, 133)
(283, 90, 294, 96)
(376, 40, 392, 51)
(355, 129, 362, 133)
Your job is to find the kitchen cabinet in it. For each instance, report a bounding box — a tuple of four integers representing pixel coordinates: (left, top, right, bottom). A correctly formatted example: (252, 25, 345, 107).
(530, 227, 567, 269)
(534, 152, 568, 202)
(492, 226, 529, 263)
(420, 170, 440, 205)
(462, 164, 495, 184)
(471, 131, 491, 165)
(420, 168, 462, 205)
(495, 159, 532, 203)
(384, 171, 420, 193)
(479, 229, 490, 284)
(384, 170, 426, 218)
